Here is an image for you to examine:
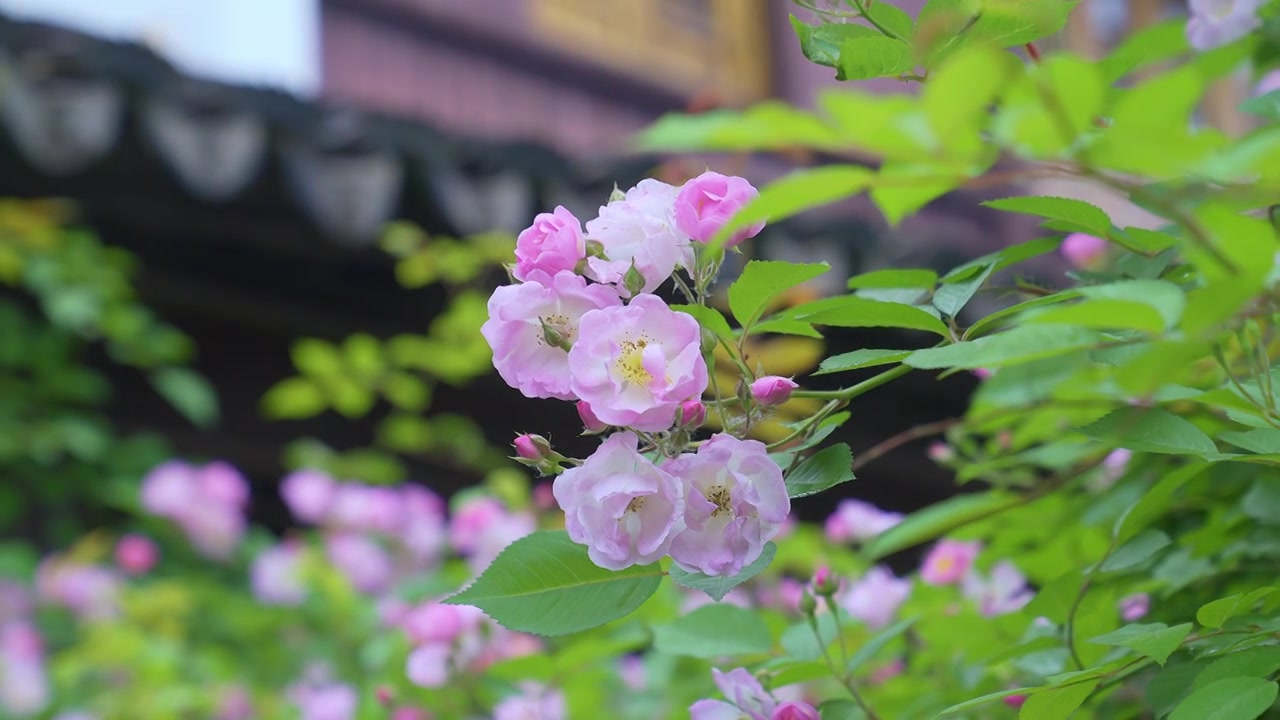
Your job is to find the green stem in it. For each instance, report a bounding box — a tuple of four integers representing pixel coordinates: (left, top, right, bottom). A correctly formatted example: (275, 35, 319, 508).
(808, 613, 881, 720)
(794, 363, 915, 401)
(851, 0, 905, 42)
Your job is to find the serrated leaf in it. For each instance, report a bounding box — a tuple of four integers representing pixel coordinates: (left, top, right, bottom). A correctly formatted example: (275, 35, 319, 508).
(651, 603, 773, 658)
(906, 325, 1101, 370)
(838, 37, 914, 81)
(1078, 408, 1217, 456)
(669, 543, 776, 602)
(727, 261, 830, 329)
(1219, 428, 1280, 454)
(814, 349, 911, 376)
(445, 531, 663, 636)
(788, 295, 950, 336)
(1168, 677, 1278, 720)
(863, 491, 1020, 561)
(983, 195, 1112, 236)
(1196, 588, 1278, 629)
(1090, 622, 1192, 665)
(785, 443, 854, 498)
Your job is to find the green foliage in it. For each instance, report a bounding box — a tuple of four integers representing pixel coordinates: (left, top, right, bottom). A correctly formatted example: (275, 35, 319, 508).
(445, 531, 664, 637)
(784, 442, 855, 498)
(669, 542, 777, 601)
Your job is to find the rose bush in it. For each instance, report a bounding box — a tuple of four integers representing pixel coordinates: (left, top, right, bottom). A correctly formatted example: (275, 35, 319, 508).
(6, 1, 1280, 719)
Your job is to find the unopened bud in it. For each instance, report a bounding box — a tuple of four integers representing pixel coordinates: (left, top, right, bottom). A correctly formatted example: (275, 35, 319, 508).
(772, 701, 821, 720)
(513, 434, 549, 461)
(608, 184, 626, 203)
(927, 442, 954, 463)
(813, 566, 839, 597)
(677, 399, 706, 429)
(623, 262, 647, 297)
(540, 318, 573, 352)
(799, 590, 818, 616)
(585, 239, 607, 260)
(750, 376, 798, 407)
(376, 686, 394, 706)
(1003, 695, 1028, 709)
(577, 401, 608, 434)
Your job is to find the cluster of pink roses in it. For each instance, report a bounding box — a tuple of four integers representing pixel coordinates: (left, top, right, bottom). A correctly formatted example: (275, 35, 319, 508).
(483, 172, 802, 577)
(140, 460, 250, 560)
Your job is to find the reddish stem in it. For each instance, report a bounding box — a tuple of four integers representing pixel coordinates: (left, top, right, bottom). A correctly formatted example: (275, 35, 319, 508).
(1024, 42, 1041, 63)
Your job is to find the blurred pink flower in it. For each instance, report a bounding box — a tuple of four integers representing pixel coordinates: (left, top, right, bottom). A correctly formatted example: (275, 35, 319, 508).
(1186, 0, 1263, 50)
(35, 560, 120, 620)
(448, 496, 508, 555)
(251, 542, 307, 606)
(216, 685, 254, 720)
(1060, 232, 1109, 269)
(962, 561, 1034, 617)
(1120, 592, 1151, 622)
(920, 539, 982, 586)
(493, 683, 566, 720)
(0, 581, 30, 623)
(196, 461, 250, 509)
(405, 643, 451, 688)
(281, 469, 336, 524)
(0, 624, 48, 716)
(618, 655, 647, 691)
(824, 499, 903, 544)
(771, 701, 820, 720)
(401, 602, 482, 646)
(868, 659, 905, 685)
(838, 566, 912, 629)
(1255, 69, 1280, 97)
(468, 510, 538, 574)
(293, 683, 357, 720)
(690, 667, 775, 720)
(177, 504, 246, 561)
(114, 534, 159, 576)
(324, 533, 394, 595)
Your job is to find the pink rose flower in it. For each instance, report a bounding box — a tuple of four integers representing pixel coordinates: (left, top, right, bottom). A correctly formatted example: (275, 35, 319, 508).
(568, 293, 708, 431)
(666, 434, 789, 576)
(838, 565, 912, 629)
(576, 401, 608, 432)
(1004, 694, 1028, 708)
(482, 270, 622, 400)
(177, 505, 246, 561)
(675, 171, 766, 248)
(690, 667, 775, 720)
(1120, 592, 1151, 622)
(448, 496, 507, 555)
(35, 560, 121, 620)
(1060, 232, 1109, 269)
(962, 561, 1034, 616)
(324, 533, 394, 594)
(281, 469, 336, 524)
(920, 539, 982, 586)
(584, 179, 692, 297)
(514, 206, 586, 282)
(493, 684, 566, 720)
(251, 542, 307, 606)
(772, 701, 820, 720)
(114, 534, 159, 576)
(750, 376, 798, 407)
(140, 461, 198, 517)
(552, 432, 684, 570)
(823, 499, 903, 544)
(399, 485, 447, 564)
(1186, 0, 1263, 50)
(406, 643, 452, 688)
(326, 484, 404, 536)
(294, 683, 357, 720)
(402, 602, 481, 646)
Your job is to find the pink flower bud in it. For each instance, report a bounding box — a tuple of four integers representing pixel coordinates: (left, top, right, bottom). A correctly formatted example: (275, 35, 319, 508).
(376, 686, 394, 706)
(1060, 233, 1109, 269)
(927, 442, 954, 463)
(114, 534, 159, 576)
(513, 435, 543, 461)
(972, 367, 993, 381)
(750, 376, 798, 406)
(678, 399, 706, 428)
(1003, 694, 1028, 709)
(812, 566, 839, 596)
(772, 701, 820, 720)
(532, 482, 556, 511)
(576, 401, 608, 433)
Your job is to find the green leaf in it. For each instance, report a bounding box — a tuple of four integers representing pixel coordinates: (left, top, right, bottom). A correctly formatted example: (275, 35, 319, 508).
(1219, 429, 1280, 454)
(906, 325, 1101, 370)
(1196, 588, 1278, 629)
(846, 269, 938, 290)
(838, 37, 913, 81)
(1242, 478, 1280, 524)
(292, 338, 343, 376)
(814, 349, 911, 376)
(790, 15, 879, 68)
(1019, 679, 1098, 720)
(942, 236, 1060, 282)
(1090, 622, 1192, 665)
(785, 443, 854, 499)
(1193, 647, 1280, 690)
(150, 367, 219, 428)
(923, 46, 1021, 141)
(863, 491, 1020, 561)
(870, 161, 966, 226)
(788, 295, 950, 336)
(727, 261, 830, 329)
(1168, 677, 1278, 720)
(1148, 661, 1208, 717)
(444, 531, 663, 636)
(864, 1, 914, 39)
(672, 303, 734, 339)
(1020, 299, 1166, 334)
(1078, 408, 1217, 456)
(706, 166, 873, 250)
(1100, 530, 1170, 573)
(939, 687, 1039, 715)
(933, 262, 994, 319)
(983, 196, 1112, 237)
(1098, 19, 1189, 83)
(847, 618, 914, 672)
(669, 543, 776, 602)
(381, 372, 431, 412)
(651, 603, 772, 659)
(261, 377, 327, 420)
(748, 318, 823, 338)
(819, 700, 863, 720)
(1075, 280, 1187, 329)
(1240, 89, 1280, 121)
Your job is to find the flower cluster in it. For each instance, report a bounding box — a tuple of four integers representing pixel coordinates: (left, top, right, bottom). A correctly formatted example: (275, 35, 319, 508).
(483, 172, 795, 576)
(140, 460, 249, 560)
